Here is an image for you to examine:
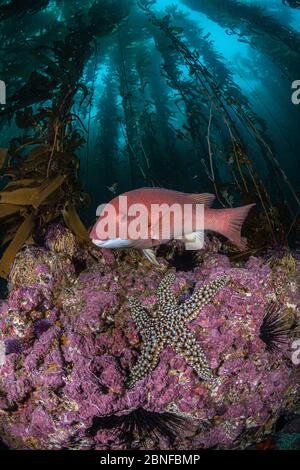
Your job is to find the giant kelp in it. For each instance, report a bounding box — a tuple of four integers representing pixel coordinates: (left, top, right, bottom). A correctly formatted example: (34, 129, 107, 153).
(139, 1, 300, 244)
(0, 0, 300, 275)
(183, 0, 300, 81)
(91, 65, 120, 199)
(0, 0, 50, 20)
(0, 0, 131, 277)
(283, 0, 300, 8)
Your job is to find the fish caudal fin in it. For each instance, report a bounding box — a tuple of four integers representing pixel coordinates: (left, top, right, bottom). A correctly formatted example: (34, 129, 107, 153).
(216, 204, 255, 250)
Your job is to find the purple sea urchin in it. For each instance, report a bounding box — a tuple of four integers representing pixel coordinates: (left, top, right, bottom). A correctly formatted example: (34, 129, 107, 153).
(88, 408, 187, 449)
(259, 301, 291, 353)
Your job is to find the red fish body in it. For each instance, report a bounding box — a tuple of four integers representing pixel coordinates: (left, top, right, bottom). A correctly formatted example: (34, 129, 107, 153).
(90, 188, 255, 256)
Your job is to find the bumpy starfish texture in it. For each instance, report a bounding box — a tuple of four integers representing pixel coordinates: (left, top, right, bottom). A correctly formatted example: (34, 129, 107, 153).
(128, 272, 229, 388)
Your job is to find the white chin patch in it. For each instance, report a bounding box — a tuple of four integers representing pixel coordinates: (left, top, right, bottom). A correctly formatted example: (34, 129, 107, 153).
(92, 238, 132, 249)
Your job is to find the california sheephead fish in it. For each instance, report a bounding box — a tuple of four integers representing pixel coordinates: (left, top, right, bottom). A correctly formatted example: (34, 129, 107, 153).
(90, 188, 255, 265)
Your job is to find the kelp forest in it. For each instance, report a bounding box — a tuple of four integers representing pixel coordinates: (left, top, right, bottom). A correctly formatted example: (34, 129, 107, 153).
(0, 0, 300, 278)
(1, 0, 300, 454)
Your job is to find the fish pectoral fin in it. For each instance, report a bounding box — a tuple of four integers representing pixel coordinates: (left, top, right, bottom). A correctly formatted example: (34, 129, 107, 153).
(129, 239, 150, 249)
(184, 231, 204, 250)
(142, 249, 160, 266)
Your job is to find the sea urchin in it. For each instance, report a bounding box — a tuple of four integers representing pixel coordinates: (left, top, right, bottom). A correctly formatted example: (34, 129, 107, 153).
(88, 408, 187, 448)
(259, 301, 291, 353)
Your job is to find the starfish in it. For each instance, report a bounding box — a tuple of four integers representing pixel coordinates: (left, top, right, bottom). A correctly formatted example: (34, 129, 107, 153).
(127, 272, 229, 388)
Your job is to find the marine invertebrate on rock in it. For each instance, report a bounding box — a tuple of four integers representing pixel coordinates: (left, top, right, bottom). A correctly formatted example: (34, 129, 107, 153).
(128, 272, 229, 387)
(45, 223, 77, 258)
(88, 408, 187, 449)
(259, 301, 291, 352)
(9, 245, 75, 290)
(157, 242, 201, 272)
(0, 225, 299, 450)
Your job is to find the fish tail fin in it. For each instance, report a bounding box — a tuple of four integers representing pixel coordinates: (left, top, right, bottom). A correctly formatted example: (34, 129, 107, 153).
(216, 204, 255, 250)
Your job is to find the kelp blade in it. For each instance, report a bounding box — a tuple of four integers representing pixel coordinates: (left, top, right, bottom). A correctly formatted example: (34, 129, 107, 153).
(62, 202, 90, 244)
(0, 149, 8, 170)
(0, 204, 23, 220)
(0, 213, 35, 278)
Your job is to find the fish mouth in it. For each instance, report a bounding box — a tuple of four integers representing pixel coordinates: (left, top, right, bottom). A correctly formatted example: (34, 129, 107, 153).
(92, 238, 132, 249)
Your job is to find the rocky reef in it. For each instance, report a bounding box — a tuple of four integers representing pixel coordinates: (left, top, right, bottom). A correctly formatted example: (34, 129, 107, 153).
(0, 224, 299, 450)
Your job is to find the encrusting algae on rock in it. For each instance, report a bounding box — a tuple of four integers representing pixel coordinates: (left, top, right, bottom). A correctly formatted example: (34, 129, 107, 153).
(0, 223, 299, 449)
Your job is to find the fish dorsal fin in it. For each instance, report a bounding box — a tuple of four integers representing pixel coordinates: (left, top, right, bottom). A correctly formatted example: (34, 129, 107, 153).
(131, 188, 215, 207)
(187, 193, 216, 207)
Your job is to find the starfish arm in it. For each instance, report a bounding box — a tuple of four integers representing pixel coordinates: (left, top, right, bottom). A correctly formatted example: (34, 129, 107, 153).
(171, 326, 214, 381)
(129, 296, 151, 335)
(178, 275, 229, 322)
(127, 336, 166, 388)
(157, 272, 177, 312)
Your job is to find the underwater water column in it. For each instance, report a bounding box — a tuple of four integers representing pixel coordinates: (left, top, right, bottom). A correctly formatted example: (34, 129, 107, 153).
(182, 0, 300, 80)
(0, 0, 300, 455)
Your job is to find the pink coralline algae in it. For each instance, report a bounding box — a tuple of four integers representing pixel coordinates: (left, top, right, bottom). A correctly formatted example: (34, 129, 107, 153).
(0, 226, 299, 450)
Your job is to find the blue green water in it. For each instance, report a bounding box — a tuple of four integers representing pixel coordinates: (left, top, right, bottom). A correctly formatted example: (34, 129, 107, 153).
(0, 0, 300, 231)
